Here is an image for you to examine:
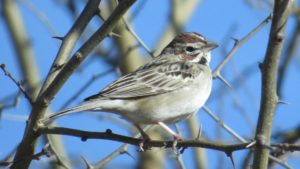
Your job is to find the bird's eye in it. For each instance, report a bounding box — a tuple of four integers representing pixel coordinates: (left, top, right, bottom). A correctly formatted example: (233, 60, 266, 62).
(186, 46, 195, 52)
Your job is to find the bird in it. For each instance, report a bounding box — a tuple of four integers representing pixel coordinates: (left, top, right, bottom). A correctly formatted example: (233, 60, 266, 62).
(41, 32, 218, 150)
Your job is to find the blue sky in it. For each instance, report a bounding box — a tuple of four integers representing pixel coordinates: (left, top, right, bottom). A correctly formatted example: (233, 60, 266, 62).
(1, 0, 300, 168)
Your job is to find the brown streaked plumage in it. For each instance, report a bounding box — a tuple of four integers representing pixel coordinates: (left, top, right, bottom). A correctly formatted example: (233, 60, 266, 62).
(42, 32, 218, 149)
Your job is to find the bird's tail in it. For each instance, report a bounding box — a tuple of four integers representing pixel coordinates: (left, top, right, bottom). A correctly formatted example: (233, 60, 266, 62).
(41, 100, 102, 125)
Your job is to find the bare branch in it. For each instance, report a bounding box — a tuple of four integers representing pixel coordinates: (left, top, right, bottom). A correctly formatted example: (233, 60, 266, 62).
(38, 0, 101, 96)
(81, 156, 93, 169)
(39, 126, 250, 153)
(213, 15, 272, 79)
(3, 144, 54, 168)
(11, 0, 136, 168)
(252, 1, 292, 169)
(19, 0, 57, 35)
(277, 16, 300, 97)
(45, 135, 71, 169)
(173, 154, 187, 169)
(203, 106, 292, 168)
(154, 0, 201, 55)
(271, 143, 300, 151)
(2, 0, 41, 100)
(0, 64, 33, 104)
(107, 0, 145, 74)
(122, 17, 154, 57)
(203, 106, 247, 142)
(59, 69, 114, 110)
(186, 116, 207, 169)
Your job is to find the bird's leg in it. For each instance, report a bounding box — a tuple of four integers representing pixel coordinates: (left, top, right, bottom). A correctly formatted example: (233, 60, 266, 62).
(134, 123, 151, 151)
(157, 122, 182, 152)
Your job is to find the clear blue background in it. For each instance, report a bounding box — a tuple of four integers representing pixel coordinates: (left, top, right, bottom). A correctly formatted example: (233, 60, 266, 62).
(1, 0, 300, 168)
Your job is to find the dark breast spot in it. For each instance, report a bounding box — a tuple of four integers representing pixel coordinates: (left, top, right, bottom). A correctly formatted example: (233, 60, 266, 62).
(181, 72, 192, 79)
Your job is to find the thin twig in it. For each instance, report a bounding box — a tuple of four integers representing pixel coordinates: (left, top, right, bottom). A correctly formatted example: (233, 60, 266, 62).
(271, 143, 300, 151)
(122, 17, 154, 57)
(59, 69, 114, 110)
(20, 0, 57, 35)
(3, 144, 53, 168)
(45, 135, 71, 169)
(81, 156, 93, 169)
(0, 64, 33, 104)
(2, 0, 41, 100)
(277, 17, 300, 97)
(0, 91, 22, 111)
(173, 154, 187, 169)
(153, 0, 200, 55)
(203, 106, 292, 169)
(203, 106, 247, 142)
(212, 15, 272, 84)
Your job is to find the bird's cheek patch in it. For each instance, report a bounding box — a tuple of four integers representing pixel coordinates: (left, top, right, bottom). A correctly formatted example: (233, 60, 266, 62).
(180, 53, 199, 61)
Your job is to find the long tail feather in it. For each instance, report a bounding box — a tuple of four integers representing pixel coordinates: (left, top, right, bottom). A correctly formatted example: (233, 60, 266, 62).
(41, 101, 101, 125)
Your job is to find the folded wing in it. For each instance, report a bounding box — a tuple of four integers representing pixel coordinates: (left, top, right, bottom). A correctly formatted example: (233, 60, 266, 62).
(85, 62, 203, 100)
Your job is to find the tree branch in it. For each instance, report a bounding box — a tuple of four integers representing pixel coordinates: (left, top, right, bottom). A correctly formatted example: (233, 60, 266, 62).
(212, 15, 272, 83)
(11, 0, 136, 168)
(2, 0, 41, 100)
(0, 64, 33, 104)
(39, 126, 250, 153)
(252, 1, 292, 169)
(39, 126, 300, 154)
(277, 16, 300, 97)
(38, 0, 101, 96)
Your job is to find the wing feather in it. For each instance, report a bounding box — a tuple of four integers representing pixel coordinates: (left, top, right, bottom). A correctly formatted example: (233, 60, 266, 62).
(85, 62, 204, 100)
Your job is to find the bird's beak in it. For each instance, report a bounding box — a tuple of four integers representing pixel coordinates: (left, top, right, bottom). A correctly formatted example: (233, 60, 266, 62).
(205, 41, 218, 50)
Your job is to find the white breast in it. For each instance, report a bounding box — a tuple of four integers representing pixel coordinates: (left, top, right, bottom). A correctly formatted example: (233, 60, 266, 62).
(119, 71, 212, 124)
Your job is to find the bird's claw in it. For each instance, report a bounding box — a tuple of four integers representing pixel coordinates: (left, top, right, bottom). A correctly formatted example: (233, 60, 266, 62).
(172, 135, 183, 154)
(138, 142, 145, 152)
(138, 135, 151, 152)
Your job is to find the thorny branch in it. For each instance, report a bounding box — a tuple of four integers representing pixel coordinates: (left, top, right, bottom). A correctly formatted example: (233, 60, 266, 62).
(38, 0, 101, 96)
(277, 16, 300, 97)
(39, 7, 274, 169)
(39, 126, 300, 154)
(212, 15, 272, 86)
(252, 0, 292, 169)
(86, 125, 151, 168)
(11, 0, 136, 168)
(2, 0, 299, 168)
(39, 126, 250, 153)
(59, 69, 114, 110)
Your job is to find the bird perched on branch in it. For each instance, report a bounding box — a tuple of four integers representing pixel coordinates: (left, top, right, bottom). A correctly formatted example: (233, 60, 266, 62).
(41, 32, 218, 150)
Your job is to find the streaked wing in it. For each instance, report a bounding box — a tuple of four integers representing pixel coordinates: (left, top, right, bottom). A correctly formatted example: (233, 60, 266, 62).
(85, 62, 203, 100)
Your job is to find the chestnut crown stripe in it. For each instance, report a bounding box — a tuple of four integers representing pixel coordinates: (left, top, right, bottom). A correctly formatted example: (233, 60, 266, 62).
(173, 32, 206, 44)
(166, 32, 206, 48)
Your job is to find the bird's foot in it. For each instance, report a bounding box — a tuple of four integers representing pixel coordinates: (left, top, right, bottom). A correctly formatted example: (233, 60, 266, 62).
(138, 135, 151, 152)
(172, 135, 183, 154)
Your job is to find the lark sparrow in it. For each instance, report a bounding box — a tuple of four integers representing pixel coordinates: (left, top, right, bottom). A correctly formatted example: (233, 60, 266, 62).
(42, 32, 218, 145)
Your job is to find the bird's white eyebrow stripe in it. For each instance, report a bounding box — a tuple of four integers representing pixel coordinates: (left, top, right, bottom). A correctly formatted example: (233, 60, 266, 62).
(175, 43, 202, 48)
